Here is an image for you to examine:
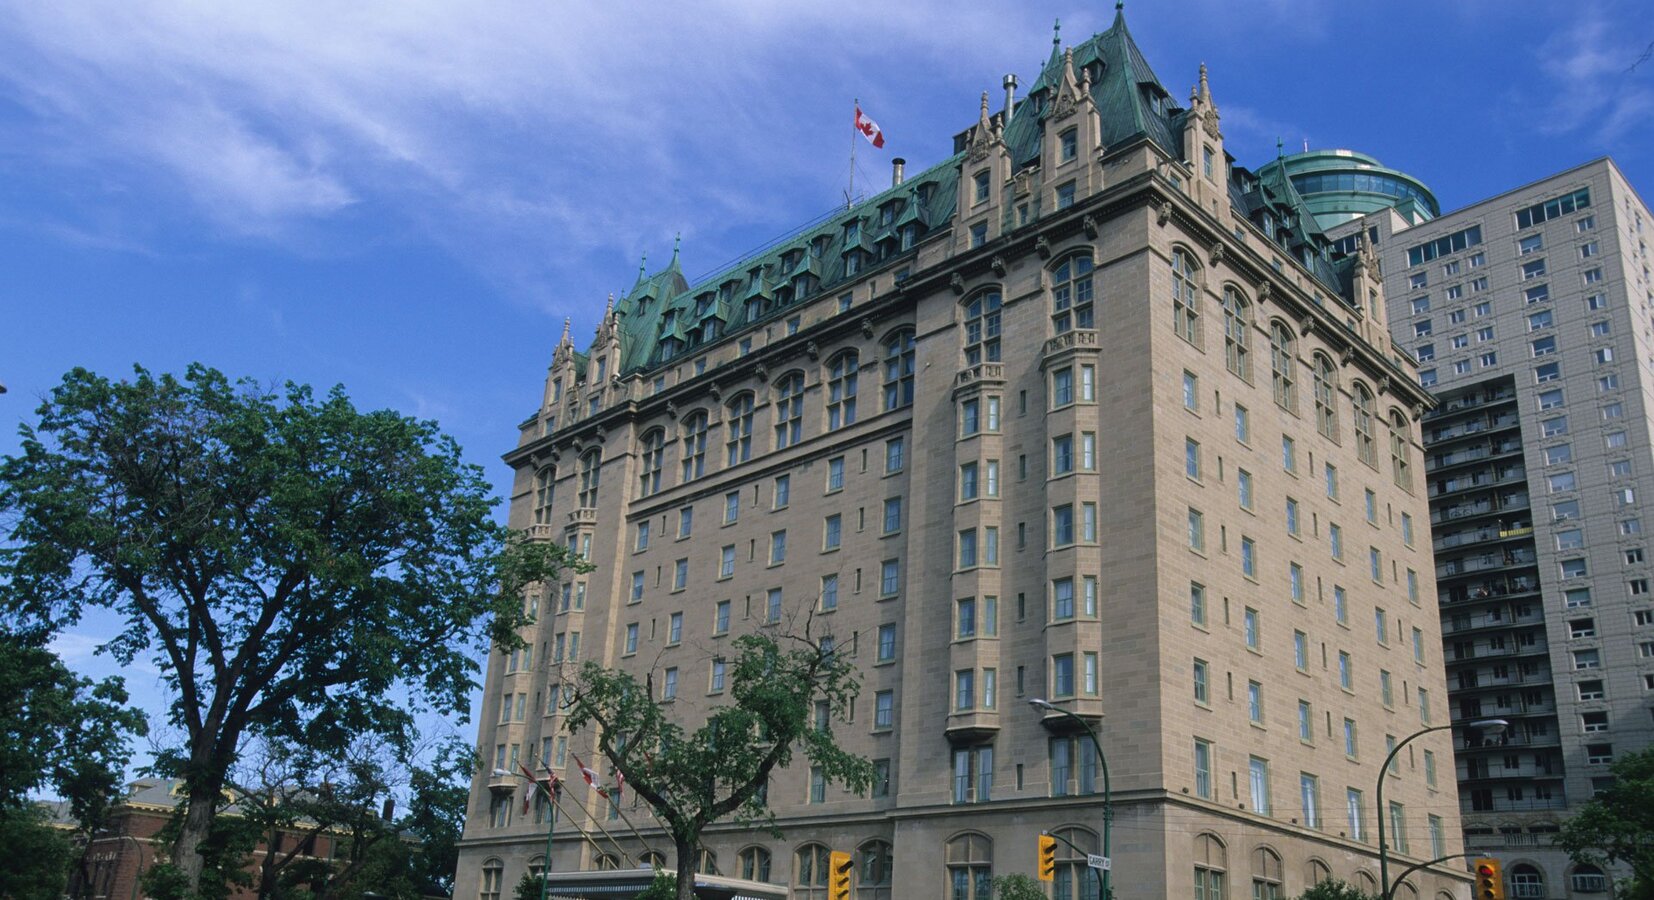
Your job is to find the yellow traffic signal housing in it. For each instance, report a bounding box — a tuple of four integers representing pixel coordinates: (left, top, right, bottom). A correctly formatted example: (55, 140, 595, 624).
(1037, 834, 1058, 882)
(829, 850, 853, 900)
(1474, 857, 1505, 900)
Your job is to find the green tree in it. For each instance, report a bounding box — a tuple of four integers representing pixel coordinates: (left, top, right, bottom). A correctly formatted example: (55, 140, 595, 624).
(0, 364, 581, 899)
(0, 805, 76, 900)
(1294, 879, 1378, 900)
(992, 873, 1049, 900)
(0, 630, 147, 898)
(562, 627, 874, 900)
(1560, 746, 1654, 896)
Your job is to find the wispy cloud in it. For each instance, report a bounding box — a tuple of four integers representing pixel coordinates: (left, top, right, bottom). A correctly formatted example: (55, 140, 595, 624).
(1535, 13, 1654, 144)
(0, 1, 1056, 317)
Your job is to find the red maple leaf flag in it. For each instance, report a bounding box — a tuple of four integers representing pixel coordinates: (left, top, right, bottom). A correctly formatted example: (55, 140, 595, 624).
(572, 753, 608, 797)
(854, 104, 886, 149)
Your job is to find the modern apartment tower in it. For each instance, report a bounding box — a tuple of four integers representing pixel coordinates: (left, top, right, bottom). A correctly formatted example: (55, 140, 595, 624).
(1310, 156, 1653, 898)
(456, 15, 1470, 900)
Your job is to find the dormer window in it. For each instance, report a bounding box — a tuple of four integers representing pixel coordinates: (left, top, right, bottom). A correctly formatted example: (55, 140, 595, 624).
(694, 294, 713, 316)
(744, 298, 760, 321)
(1203, 146, 1215, 180)
(901, 223, 918, 251)
(973, 170, 991, 205)
(846, 251, 862, 276)
(594, 357, 608, 381)
(879, 203, 897, 227)
(845, 220, 860, 243)
(1059, 129, 1077, 163)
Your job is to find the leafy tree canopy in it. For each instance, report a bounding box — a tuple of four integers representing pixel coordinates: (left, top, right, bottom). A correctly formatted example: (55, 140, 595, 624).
(563, 628, 873, 900)
(0, 364, 581, 896)
(1294, 879, 1378, 900)
(1560, 746, 1654, 895)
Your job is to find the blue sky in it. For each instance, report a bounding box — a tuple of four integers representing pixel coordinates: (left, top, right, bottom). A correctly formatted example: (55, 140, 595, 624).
(3, 0, 1652, 754)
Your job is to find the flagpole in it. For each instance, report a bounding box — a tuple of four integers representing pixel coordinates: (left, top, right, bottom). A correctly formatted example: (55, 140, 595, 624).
(848, 99, 857, 208)
(559, 773, 636, 865)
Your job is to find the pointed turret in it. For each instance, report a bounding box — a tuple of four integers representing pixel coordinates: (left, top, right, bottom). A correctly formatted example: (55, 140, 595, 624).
(1180, 60, 1230, 220)
(544, 316, 576, 411)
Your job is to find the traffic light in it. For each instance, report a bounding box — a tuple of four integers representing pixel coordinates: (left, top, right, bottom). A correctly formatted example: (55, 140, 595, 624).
(829, 850, 853, 900)
(1037, 834, 1058, 882)
(1474, 857, 1505, 900)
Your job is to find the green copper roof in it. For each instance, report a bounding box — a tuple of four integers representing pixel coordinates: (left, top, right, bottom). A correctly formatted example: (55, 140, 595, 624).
(1264, 149, 1439, 230)
(566, 8, 1364, 376)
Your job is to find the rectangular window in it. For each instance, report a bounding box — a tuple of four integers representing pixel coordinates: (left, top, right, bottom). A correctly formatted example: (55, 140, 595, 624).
(1187, 508, 1205, 552)
(876, 623, 896, 661)
(1182, 371, 1199, 410)
(1248, 757, 1271, 815)
(1190, 582, 1207, 626)
(1235, 404, 1250, 442)
(823, 515, 842, 551)
(715, 600, 731, 634)
(1194, 658, 1210, 704)
(880, 560, 899, 596)
(1194, 738, 1214, 799)
(1282, 435, 1296, 472)
(1241, 536, 1257, 577)
(882, 497, 902, 534)
(1052, 653, 1075, 697)
(774, 475, 790, 509)
(1347, 788, 1364, 841)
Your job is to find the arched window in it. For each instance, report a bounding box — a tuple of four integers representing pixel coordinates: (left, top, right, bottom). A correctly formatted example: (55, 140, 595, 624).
(1313, 354, 1339, 440)
(1353, 383, 1377, 467)
(533, 467, 556, 525)
(774, 373, 805, 449)
(945, 832, 993, 900)
(1354, 870, 1378, 895)
(1571, 863, 1609, 893)
(1509, 863, 1543, 898)
(1222, 286, 1252, 379)
(795, 843, 831, 898)
(527, 856, 546, 877)
(1390, 410, 1413, 490)
(1270, 321, 1297, 411)
(883, 330, 916, 410)
(738, 846, 773, 883)
(726, 393, 754, 465)
(964, 291, 1003, 365)
(480, 858, 504, 900)
(1251, 846, 1284, 900)
(1172, 248, 1201, 345)
(827, 352, 859, 429)
(638, 429, 665, 497)
(577, 450, 602, 508)
(698, 848, 719, 875)
(640, 850, 666, 869)
(1052, 255, 1095, 333)
(680, 411, 709, 482)
(1193, 834, 1226, 900)
(857, 839, 893, 900)
(594, 853, 621, 871)
(1050, 827, 1100, 900)
(1307, 858, 1332, 885)
(1394, 882, 1419, 900)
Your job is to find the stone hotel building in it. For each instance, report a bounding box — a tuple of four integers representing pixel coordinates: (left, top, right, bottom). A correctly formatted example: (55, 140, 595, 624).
(457, 12, 1469, 900)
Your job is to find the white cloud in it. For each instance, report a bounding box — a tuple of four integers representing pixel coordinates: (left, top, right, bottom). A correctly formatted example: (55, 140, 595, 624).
(1536, 13, 1654, 143)
(0, 1, 1070, 315)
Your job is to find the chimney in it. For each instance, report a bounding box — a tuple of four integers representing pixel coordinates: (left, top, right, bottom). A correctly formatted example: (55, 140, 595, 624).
(1003, 73, 1018, 118)
(892, 157, 906, 187)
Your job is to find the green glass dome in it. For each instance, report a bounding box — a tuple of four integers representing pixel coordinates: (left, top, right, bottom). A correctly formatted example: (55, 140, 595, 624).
(1266, 149, 1438, 230)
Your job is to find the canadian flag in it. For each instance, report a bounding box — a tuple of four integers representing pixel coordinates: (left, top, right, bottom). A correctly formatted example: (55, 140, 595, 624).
(572, 753, 608, 798)
(854, 105, 886, 149)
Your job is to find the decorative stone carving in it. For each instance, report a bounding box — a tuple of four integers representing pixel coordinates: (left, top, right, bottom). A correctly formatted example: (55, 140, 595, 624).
(1256, 282, 1272, 305)
(666, 401, 679, 420)
(594, 425, 608, 443)
(1299, 316, 1315, 337)
(1157, 201, 1172, 226)
(950, 272, 967, 295)
(1082, 214, 1099, 239)
(754, 363, 769, 383)
(1339, 347, 1355, 367)
(708, 381, 723, 402)
(1209, 241, 1225, 266)
(806, 340, 820, 361)
(1376, 376, 1392, 396)
(1035, 235, 1053, 260)
(860, 317, 875, 339)
(990, 255, 1007, 277)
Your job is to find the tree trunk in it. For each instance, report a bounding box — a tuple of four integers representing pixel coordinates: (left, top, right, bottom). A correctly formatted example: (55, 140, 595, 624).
(171, 782, 219, 893)
(674, 834, 698, 900)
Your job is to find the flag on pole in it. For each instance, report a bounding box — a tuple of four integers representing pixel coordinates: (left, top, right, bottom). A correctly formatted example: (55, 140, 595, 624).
(854, 105, 886, 148)
(572, 753, 608, 797)
(613, 766, 626, 801)
(518, 762, 539, 812)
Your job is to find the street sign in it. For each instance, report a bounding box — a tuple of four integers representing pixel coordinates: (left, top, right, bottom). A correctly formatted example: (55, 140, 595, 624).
(1087, 855, 1112, 871)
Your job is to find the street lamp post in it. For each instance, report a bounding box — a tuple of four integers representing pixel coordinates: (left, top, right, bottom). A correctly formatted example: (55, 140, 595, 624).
(1376, 719, 1507, 900)
(1030, 698, 1112, 900)
(496, 768, 557, 900)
